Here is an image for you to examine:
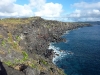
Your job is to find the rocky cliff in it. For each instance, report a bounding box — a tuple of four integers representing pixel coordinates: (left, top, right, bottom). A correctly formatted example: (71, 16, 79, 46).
(0, 17, 91, 75)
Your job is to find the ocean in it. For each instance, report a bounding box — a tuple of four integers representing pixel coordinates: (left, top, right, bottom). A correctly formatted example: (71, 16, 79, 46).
(49, 24, 100, 75)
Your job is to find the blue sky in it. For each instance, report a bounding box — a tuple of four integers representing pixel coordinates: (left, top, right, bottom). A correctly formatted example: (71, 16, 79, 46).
(0, 0, 100, 21)
(15, 0, 88, 13)
(15, 0, 100, 12)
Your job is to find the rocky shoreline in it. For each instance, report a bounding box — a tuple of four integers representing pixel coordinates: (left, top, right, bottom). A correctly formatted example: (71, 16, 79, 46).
(0, 17, 91, 75)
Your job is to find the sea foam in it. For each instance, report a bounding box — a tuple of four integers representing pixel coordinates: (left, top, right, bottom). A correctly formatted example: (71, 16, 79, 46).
(48, 43, 74, 64)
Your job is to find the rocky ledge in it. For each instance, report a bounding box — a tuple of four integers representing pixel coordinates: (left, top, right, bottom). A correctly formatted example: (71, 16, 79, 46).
(0, 17, 91, 75)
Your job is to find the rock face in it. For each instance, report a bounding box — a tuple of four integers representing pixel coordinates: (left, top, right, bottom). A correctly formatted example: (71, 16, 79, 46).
(23, 67, 40, 75)
(0, 17, 91, 75)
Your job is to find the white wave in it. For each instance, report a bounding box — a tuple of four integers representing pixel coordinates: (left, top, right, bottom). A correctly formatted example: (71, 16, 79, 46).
(48, 43, 74, 64)
(63, 30, 70, 35)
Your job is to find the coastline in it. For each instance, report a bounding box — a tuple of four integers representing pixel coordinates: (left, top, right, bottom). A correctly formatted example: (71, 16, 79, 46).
(48, 43, 70, 64)
(52, 25, 100, 75)
(48, 29, 75, 64)
(0, 17, 91, 75)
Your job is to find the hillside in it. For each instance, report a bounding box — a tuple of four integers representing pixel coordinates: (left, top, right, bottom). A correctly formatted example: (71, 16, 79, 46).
(0, 17, 91, 75)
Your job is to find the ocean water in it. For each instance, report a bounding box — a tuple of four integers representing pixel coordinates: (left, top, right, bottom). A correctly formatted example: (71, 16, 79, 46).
(49, 24, 100, 75)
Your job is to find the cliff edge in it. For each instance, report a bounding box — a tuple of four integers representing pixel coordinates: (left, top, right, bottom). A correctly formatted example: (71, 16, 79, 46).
(0, 17, 91, 75)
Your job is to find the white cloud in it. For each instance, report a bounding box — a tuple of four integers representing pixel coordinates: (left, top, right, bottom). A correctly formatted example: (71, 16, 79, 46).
(0, 0, 16, 5)
(72, 2, 100, 9)
(29, 0, 46, 9)
(0, 0, 33, 17)
(0, 0, 15, 13)
(68, 2, 100, 21)
(0, 0, 63, 19)
(13, 4, 33, 17)
(35, 2, 63, 17)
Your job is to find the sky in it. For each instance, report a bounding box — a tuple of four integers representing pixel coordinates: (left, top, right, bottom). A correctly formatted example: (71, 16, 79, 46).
(0, 0, 100, 21)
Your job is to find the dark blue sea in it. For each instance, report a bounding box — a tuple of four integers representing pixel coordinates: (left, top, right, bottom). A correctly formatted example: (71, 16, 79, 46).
(49, 24, 100, 75)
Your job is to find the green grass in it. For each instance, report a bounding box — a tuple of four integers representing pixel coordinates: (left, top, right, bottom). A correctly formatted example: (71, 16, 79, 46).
(22, 51, 28, 61)
(7, 33, 22, 52)
(4, 61, 13, 66)
(40, 59, 48, 65)
(1, 39, 6, 46)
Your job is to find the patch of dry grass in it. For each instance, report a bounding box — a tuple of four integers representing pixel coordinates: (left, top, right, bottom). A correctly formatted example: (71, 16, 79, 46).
(0, 50, 5, 54)
(0, 17, 40, 29)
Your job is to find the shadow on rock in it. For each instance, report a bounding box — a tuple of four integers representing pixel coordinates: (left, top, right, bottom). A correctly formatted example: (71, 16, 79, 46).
(0, 62, 7, 75)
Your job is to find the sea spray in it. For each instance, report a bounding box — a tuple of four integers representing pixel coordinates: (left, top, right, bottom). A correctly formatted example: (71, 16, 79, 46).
(48, 43, 74, 64)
